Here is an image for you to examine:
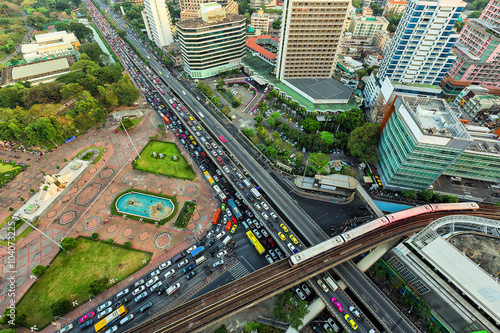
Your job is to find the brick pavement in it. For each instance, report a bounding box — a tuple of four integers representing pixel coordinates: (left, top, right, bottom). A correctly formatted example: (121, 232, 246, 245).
(0, 109, 218, 331)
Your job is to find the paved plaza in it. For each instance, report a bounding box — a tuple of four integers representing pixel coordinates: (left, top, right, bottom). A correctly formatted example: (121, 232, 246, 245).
(0, 109, 217, 320)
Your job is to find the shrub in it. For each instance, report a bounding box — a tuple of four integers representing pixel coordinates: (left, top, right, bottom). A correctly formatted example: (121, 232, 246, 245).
(124, 241, 131, 248)
(9, 207, 14, 212)
(20, 197, 25, 202)
(89, 277, 108, 294)
(32, 265, 47, 277)
(91, 233, 98, 240)
(50, 299, 72, 317)
(61, 237, 77, 251)
(30, 188, 35, 193)
(56, 166, 60, 169)
(64, 158, 68, 162)
(108, 238, 114, 244)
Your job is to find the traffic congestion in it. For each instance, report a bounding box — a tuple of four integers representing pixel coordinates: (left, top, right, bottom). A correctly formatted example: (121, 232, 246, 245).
(53, 1, 366, 332)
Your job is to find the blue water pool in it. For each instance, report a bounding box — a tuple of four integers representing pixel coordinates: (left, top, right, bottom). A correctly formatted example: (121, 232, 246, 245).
(374, 200, 413, 213)
(116, 192, 174, 221)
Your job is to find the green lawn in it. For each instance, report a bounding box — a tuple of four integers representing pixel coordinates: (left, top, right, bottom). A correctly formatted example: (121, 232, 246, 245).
(0, 162, 23, 185)
(116, 116, 144, 131)
(0, 162, 22, 173)
(174, 201, 197, 229)
(17, 238, 152, 328)
(133, 140, 196, 180)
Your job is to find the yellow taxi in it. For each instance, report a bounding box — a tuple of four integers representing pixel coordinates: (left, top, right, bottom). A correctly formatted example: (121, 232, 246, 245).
(289, 234, 298, 244)
(344, 315, 358, 330)
(189, 116, 194, 121)
(189, 135, 194, 141)
(197, 126, 202, 131)
(278, 232, 286, 241)
(230, 224, 237, 233)
(280, 223, 289, 233)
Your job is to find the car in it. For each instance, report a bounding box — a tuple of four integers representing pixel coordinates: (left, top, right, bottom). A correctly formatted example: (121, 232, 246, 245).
(186, 271, 196, 280)
(79, 320, 93, 330)
(237, 182, 244, 189)
(295, 288, 306, 300)
(253, 219, 261, 228)
(213, 260, 224, 268)
(217, 157, 224, 165)
(253, 229, 262, 238)
(97, 301, 112, 312)
(231, 224, 237, 233)
(115, 297, 130, 308)
(178, 259, 188, 268)
(280, 223, 289, 233)
(206, 230, 214, 238)
(223, 166, 230, 173)
(270, 212, 278, 220)
(262, 212, 269, 220)
(119, 314, 134, 325)
(302, 284, 311, 296)
(275, 248, 285, 260)
(344, 315, 358, 330)
(317, 279, 329, 292)
(215, 223, 222, 233)
(103, 325, 118, 333)
(182, 263, 195, 274)
(349, 306, 361, 318)
(278, 232, 286, 241)
(287, 243, 299, 253)
(235, 192, 243, 200)
(265, 254, 274, 264)
(79, 311, 95, 323)
(247, 210, 254, 218)
(289, 234, 298, 244)
(158, 261, 172, 272)
(268, 237, 276, 247)
(269, 249, 277, 260)
(261, 228, 269, 237)
(236, 172, 243, 179)
(134, 291, 148, 303)
(150, 269, 161, 277)
(217, 250, 228, 258)
(157, 285, 169, 295)
(261, 202, 269, 210)
(331, 298, 344, 312)
(146, 276, 159, 287)
(98, 307, 113, 319)
(225, 208, 232, 217)
(164, 268, 175, 279)
(254, 203, 262, 211)
(327, 318, 340, 333)
(186, 245, 197, 254)
(211, 150, 217, 157)
(150, 281, 163, 292)
(140, 302, 153, 313)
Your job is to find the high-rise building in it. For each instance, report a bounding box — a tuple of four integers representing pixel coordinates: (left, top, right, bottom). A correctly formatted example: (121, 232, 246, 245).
(142, 0, 175, 48)
(176, 3, 245, 78)
(179, 0, 238, 20)
(440, 0, 500, 97)
(377, 96, 473, 190)
(275, 0, 350, 80)
(377, 0, 466, 86)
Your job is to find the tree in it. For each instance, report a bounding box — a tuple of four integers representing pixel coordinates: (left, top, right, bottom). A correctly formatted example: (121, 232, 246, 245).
(0, 307, 26, 328)
(347, 123, 379, 163)
(401, 190, 417, 199)
(121, 117, 134, 129)
(336, 108, 365, 132)
(454, 20, 465, 33)
(67, 22, 94, 42)
(0, 329, 18, 333)
(60, 83, 84, 100)
(22, 81, 63, 107)
(468, 11, 481, 18)
(51, 299, 73, 316)
(216, 77, 225, 90)
(308, 153, 330, 173)
(370, 3, 383, 15)
(273, 290, 309, 329)
(264, 146, 278, 159)
(32, 265, 47, 277)
(113, 75, 139, 105)
(61, 237, 77, 251)
(78, 43, 109, 65)
(92, 232, 98, 239)
(320, 131, 334, 147)
(257, 126, 268, 139)
(242, 127, 253, 138)
(26, 14, 47, 30)
(89, 277, 108, 294)
(266, 118, 276, 128)
(272, 19, 281, 30)
(302, 118, 321, 133)
(417, 189, 434, 201)
(255, 115, 263, 125)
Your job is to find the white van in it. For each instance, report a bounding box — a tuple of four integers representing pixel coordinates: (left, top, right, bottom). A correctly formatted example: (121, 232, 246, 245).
(195, 255, 207, 265)
(216, 231, 225, 240)
(242, 179, 251, 188)
(119, 314, 134, 325)
(222, 235, 232, 246)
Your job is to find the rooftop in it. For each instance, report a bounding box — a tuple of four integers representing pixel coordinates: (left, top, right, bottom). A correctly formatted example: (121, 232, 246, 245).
(176, 13, 245, 29)
(12, 57, 70, 80)
(285, 78, 353, 102)
(246, 35, 279, 60)
(242, 51, 359, 113)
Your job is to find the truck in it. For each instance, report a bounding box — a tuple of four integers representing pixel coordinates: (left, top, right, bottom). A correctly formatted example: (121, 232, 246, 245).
(227, 198, 242, 220)
(324, 276, 338, 291)
(250, 188, 262, 200)
(171, 252, 186, 263)
(190, 246, 205, 259)
(166, 283, 180, 295)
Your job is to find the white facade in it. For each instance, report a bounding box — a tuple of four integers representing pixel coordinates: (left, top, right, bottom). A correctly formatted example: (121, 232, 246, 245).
(363, 72, 394, 108)
(377, 0, 466, 86)
(142, 10, 153, 41)
(143, 0, 174, 48)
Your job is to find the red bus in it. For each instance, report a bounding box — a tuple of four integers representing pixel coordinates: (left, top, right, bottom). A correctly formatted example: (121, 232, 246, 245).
(162, 116, 170, 124)
(211, 209, 222, 225)
(219, 135, 226, 143)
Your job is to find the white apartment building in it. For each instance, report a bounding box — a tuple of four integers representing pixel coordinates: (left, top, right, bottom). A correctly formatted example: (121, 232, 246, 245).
(275, 0, 350, 79)
(250, 9, 270, 35)
(143, 0, 175, 48)
(348, 15, 389, 40)
(21, 31, 80, 63)
(377, 0, 466, 86)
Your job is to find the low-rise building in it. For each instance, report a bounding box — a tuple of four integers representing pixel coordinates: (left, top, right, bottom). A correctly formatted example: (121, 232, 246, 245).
(250, 9, 269, 35)
(250, 0, 276, 9)
(338, 56, 364, 74)
(384, 0, 408, 14)
(451, 85, 500, 119)
(246, 35, 279, 65)
(21, 31, 80, 63)
(373, 30, 390, 51)
(176, 3, 245, 79)
(348, 15, 389, 40)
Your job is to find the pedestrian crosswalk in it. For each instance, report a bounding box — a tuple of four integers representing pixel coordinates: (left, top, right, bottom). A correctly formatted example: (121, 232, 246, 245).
(228, 261, 250, 281)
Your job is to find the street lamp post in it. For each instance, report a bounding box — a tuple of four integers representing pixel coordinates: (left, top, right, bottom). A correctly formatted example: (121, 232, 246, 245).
(15, 217, 64, 251)
(120, 119, 142, 160)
